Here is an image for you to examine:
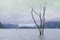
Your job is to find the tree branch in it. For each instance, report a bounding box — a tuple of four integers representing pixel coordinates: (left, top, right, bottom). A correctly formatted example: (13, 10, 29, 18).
(31, 8, 39, 28)
(32, 8, 41, 18)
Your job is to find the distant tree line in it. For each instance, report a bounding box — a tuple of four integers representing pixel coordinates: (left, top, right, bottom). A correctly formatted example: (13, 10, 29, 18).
(0, 22, 5, 28)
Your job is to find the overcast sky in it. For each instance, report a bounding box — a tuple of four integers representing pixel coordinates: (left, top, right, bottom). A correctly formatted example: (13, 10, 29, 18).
(0, 0, 60, 24)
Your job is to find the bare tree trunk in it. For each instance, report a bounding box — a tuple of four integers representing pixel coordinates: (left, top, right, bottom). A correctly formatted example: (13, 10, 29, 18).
(31, 1, 46, 39)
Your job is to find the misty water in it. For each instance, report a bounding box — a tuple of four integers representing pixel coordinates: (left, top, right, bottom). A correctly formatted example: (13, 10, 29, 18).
(0, 29, 60, 40)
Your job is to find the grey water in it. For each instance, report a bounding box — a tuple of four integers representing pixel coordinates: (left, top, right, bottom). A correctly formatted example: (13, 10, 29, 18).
(0, 29, 60, 40)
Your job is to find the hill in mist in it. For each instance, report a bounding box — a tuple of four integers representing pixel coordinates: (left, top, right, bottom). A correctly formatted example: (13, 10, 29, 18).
(1, 21, 60, 29)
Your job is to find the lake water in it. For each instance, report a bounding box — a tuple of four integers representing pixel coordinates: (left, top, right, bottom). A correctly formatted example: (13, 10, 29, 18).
(0, 29, 60, 40)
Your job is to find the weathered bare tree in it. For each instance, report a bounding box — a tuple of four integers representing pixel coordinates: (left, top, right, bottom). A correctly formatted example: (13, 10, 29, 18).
(31, 1, 46, 37)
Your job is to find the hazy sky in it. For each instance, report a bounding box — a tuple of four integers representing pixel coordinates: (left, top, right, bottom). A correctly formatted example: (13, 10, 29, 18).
(0, 0, 60, 24)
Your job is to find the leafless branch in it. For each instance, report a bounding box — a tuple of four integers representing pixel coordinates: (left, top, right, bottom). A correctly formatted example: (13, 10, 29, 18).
(42, 1, 46, 28)
(31, 8, 39, 28)
(31, 1, 47, 37)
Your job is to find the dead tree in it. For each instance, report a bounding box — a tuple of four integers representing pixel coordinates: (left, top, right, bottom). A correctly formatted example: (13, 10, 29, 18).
(31, 2, 46, 36)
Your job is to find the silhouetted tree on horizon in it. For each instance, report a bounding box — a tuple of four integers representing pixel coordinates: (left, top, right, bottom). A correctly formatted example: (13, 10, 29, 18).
(0, 22, 4, 28)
